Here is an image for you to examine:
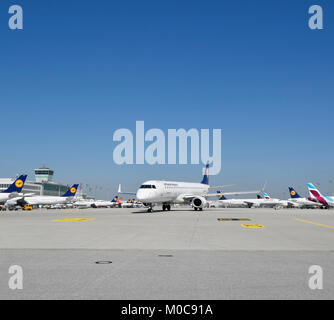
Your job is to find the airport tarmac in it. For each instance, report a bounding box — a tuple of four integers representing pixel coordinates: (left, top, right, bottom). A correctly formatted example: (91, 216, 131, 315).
(0, 207, 333, 299)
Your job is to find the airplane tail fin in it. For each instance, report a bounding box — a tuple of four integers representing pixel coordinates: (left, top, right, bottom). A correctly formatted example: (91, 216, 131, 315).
(2, 175, 27, 193)
(112, 196, 118, 202)
(219, 194, 227, 200)
(263, 192, 270, 199)
(201, 162, 210, 185)
(289, 187, 301, 199)
(61, 184, 79, 197)
(307, 183, 323, 199)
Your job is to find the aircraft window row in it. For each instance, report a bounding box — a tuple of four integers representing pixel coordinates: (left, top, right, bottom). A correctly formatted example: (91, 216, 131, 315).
(140, 185, 156, 189)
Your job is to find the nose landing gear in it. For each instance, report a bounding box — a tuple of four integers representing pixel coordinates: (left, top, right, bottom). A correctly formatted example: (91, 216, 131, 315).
(144, 203, 153, 212)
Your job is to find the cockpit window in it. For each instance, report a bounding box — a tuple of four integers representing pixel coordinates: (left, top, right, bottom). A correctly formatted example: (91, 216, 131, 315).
(140, 185, 156, 189)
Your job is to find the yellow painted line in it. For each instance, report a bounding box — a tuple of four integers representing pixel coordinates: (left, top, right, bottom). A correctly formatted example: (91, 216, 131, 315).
(241, 224, 264, 229)
(294, 218, 334, 230)
(52, 218, 95, 222)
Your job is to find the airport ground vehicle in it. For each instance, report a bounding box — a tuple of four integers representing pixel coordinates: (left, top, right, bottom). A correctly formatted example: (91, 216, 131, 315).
(23, 205, 33, 211)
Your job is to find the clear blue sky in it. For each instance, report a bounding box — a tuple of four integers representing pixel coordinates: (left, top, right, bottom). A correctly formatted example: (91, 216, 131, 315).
(0, 0, 333, 199)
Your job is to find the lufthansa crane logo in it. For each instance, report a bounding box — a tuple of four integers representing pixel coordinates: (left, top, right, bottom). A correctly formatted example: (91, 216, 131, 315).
(15, 180, 23, 188)
(290, 190, 296, 196)
(70, 187, 77, 194)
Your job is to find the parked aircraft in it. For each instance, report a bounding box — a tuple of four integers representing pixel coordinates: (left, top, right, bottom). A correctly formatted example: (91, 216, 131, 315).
(288, 187, 321, 208)
(0, 175, 27, 204)
(14, 184, 79, 207)
(215, 192, 297, 208)
(307, 183, 334, 208)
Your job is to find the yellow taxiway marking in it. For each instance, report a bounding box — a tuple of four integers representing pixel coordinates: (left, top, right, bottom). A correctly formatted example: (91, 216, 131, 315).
(52, 218, 95, 222)
(294, 218, 334, 230)
(241, 224, 264, 229)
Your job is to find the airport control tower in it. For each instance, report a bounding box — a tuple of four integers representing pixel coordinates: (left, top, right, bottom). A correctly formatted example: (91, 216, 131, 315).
(34, 166, 54, 183)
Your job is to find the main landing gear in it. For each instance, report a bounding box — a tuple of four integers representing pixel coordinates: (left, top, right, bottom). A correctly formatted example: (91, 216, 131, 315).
(162, 204, 171, 211)
(144, 203, 153, 212)
(193, 207, 203, 211)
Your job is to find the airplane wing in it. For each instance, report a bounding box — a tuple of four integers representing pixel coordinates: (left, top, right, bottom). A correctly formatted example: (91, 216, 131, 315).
(222, 190, 261, 196)
(206, 190, 261, 197)
(8, 192, 19, 199)
(182, 194, 199, 201)
(243, 201, 255, 206)
(209, 184, 236, 189)
(168, 194, 205, 204)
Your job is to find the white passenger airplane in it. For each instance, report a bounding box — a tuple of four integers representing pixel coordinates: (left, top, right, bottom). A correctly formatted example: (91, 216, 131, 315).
(216, 192, 296, 208)
(0, 175, 27, 204)
(122, 164, 259, 212)
(307, 183, 334, 208)
(12, 184, 80, 207)
(73, 196, 119, 208)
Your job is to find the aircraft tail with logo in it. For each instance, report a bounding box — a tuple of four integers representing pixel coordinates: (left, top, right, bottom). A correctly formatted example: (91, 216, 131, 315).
(263, 192, 270, 200)
(217, 191, 227, 200)
(2, 175, 27, 193)
(61, 184, 79, 197)
(201, 163, 210, 185)
(289, 187, 301, 199)
(307, 183, 330, 206)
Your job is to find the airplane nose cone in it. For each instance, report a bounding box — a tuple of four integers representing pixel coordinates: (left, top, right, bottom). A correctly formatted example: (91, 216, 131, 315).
(136, 189, 155, 202)
(136, 190, 145, 202)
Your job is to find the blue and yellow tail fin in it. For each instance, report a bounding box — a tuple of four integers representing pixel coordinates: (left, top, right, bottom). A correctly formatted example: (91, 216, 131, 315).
(219, 194, 227, 200)
(201, 163, 210, 185)
(289, 187, 301, 199)
(61, 184, 79, 197)
(2, 175, 27, 193)
(112, 196, 118, 202)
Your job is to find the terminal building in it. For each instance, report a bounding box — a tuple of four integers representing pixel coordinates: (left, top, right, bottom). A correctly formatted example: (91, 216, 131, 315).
(0, 167, 82, 197)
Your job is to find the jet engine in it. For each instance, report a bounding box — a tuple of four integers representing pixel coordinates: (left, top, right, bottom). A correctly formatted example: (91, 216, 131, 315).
(191, 196, 208, 209)
(16, 198, 27, 207)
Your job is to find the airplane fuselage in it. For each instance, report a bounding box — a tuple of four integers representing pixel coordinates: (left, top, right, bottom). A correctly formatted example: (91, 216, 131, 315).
(288, 197, 321, 207)
(136, 180, 209, 205)
(25, 196, 70, 206)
